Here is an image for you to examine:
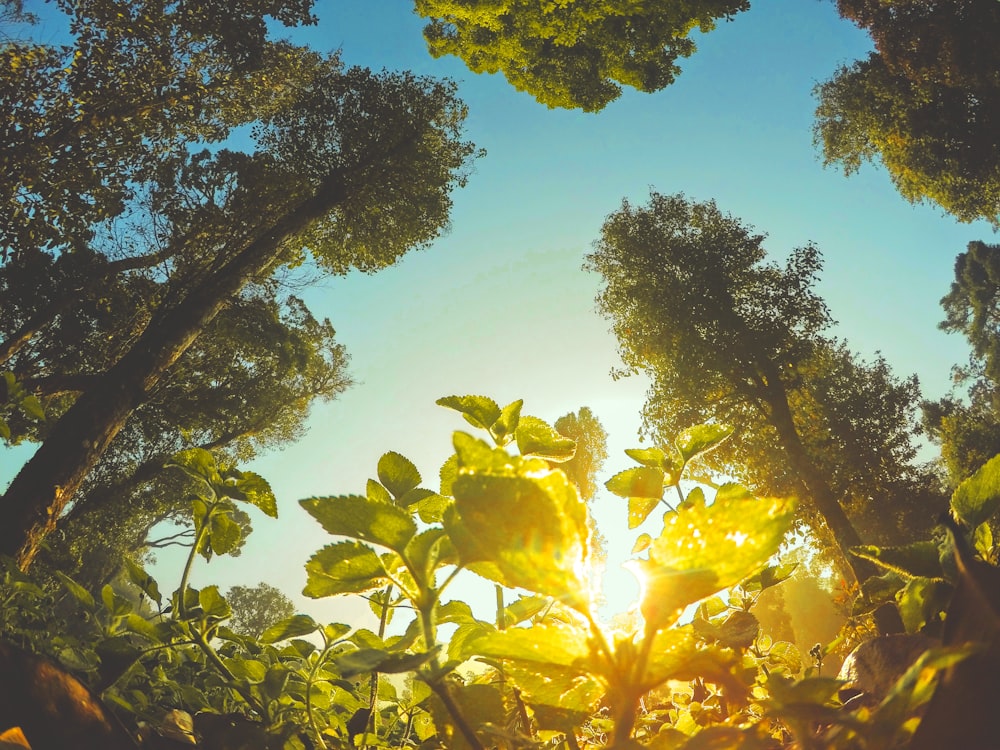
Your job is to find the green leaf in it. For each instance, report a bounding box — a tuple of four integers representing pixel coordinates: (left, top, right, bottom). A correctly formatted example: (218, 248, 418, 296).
(18, 394, 45, 421)
(675, 423, 734, 462)
(300, 495, 417, 552)
(629, 495, 795, 630)
(123, 559, 161, 606)
(452, 431, 516, 473)
(625, 446, 672, 470)
(515, 416, 576, 461)
(56, 572, 95, 609)
(404, 527, 454, 587)
(896, 576, 951, 633)
(850, 541, 944, 579)
(169, 448, 222, 486)
(450, 469, 592, 610)
(437, 395, 502, 430)
(628, 496, 662, 529)
(605, 466, 664, 500)
(334, 648, 437, 677)
(632, 533, 652, 554)
(366, 479, 393, 505)
(952, 453, 1000, 528)
(491, 399, 523, 444)
(767, 641, 803, 675)
(504, 595, 549, 626)
(439, 453, 459, 495)
(714, 482, 754, 502)
(231, 471, 278, 517)
(303, 541, 389, 598)
(199, 585, 230, 619)
(261, 614, 320, 644)
(224, 657, 267, 683)
(0, 417, 10, 441)
(377, 452, 422, 500)
(209, 511, 242, 556)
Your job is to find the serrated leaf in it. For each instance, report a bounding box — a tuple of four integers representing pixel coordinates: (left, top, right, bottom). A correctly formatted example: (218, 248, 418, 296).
(230, 471, 277, 517)
(767, 641, 803, 675)
(625, 446, 672, 470)
(452, 431, 515, 473)
(377, 452, 422, 500)
(168, 448, 222, 486)
(628, 495, 662, 529)
(439, 453, 459, 495)
(675, 423, 734, 462)
(199, 585, 230, 619)
(334, 648, 436, 677)
(224, 657, 267, 683)
(301, 495, 416, 552)
(714, 483, 754, 502)
(366, 479, 393, 505)
(261, 614, 319, 643)
(629, 496, 794, 630)
(491, 399, 523, 444)
(952, 453, 1000, 528)
(209, 511, 242, 556)
(515, 416, 576, 461)
(437, 395, 502, 430)
(303, 541, 389, 598)
(606, 466, 664, 500)
(450, 470, 591, 610)
(851, 542, 944, 579)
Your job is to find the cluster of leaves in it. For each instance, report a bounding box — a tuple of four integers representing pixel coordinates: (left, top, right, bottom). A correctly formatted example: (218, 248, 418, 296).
(7, 396, 988, 750)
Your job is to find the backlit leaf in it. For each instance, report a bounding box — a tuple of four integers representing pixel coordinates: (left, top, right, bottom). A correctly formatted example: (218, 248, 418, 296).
(303, 541, 389, 598)
(851, 541, 944, 579)
(377, 451, 422, 500)
(169, 448, 222, 486)
(437, 394, 502, 430)
(515, 416, 577, 462)
(630, 496, 794, 630)
(231, 471, 277, 517)
(952, 453, 1000, 528)
(896, 576, 950, 633)
(261, 614, 320, 643)
(675, 423, 734, 462)
(628, 496, 662, 529)
(491, 399, 523, 444)
(606, 466, 664, 500)
(301, 495, 416, 552)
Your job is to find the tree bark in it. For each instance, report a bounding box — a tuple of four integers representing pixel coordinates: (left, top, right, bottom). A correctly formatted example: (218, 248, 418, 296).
(0, 172, 350, 568)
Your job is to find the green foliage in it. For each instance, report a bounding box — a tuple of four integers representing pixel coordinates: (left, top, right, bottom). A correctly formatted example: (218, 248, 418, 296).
(415, 0, 749, 111)
(226, 583, 296, 640)
(821, 0, 1000, 225)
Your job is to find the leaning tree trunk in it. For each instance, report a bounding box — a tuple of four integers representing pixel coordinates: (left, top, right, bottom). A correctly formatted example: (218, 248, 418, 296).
(0, 173, 350, 569)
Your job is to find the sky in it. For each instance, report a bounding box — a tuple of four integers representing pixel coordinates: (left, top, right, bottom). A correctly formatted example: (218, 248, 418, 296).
(7, 0, 997, 630)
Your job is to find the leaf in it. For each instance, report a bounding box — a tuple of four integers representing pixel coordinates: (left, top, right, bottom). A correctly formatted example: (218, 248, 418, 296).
(633, 533, 653, 553)
(209, 511, 242, 556)
(504, 595, 549, 626)
(439, 453, 459, 495)
(437, 395, 502, 430)
(303, 541, 389, 598)
(629, 496, 795, 630)
(261, 614, 320, 643)
(951, 453, 1000, 528)
(300, 495, 416, 553)
(168, 448, 222, 486)
(628, 496, 662, 529)
(334, 648, 437, 677)
(606, 466, 664, 500)
(199, 585, 230, 620)
(452, 431, 516, 473)
(377, 452, 422, 500)
(491, 399, 523, 444)
(56, 572, 95, 609)
(851, 541, 944, 579)
(366, 479, 393, 505)
(675, 423, 734, 462)
(449, 469, 592, 610)
(231, 471, 277, 517)
(18, 394, 44, 421)
(767, 641, 803, 675)
(896, 577, 951, 633)
(123, 559, 161, 606)
(515, 415, 577, 462)
(625, 446, 672, 471)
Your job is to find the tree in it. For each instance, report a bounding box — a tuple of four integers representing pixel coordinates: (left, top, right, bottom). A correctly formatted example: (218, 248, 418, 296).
(554, 406, 609, 503)
(415, 0, 748, 111)
(924, 241, 1000, 484)
(225, 582, 295, 639)
(0, 48, 478, 567)
(816, 1, 1000, 225)
(585, 192, 939, 579)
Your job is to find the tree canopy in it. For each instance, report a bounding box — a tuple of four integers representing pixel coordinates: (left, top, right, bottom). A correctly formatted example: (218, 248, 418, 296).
(415, 0, 748, 111)
(816, 1, 1000, 225)
(586, 193, 941, 566)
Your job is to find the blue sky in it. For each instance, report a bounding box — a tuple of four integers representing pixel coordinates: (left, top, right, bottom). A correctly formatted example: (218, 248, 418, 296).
(8, 0, 997, 627)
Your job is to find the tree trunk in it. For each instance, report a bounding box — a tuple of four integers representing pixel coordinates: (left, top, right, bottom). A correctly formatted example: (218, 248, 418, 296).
(0, 173, 349, 568)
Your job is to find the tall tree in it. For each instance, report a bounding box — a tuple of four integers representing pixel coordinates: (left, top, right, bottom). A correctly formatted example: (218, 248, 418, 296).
(415, 0, 748, 111)
(586, 193, 939, 577)
(554, 406, 609, 503)
(0, 51, 477, 567)
(924, 241, 1000, 484)
(816, 1, 1000, 225)
(225, 582, 296, 639)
